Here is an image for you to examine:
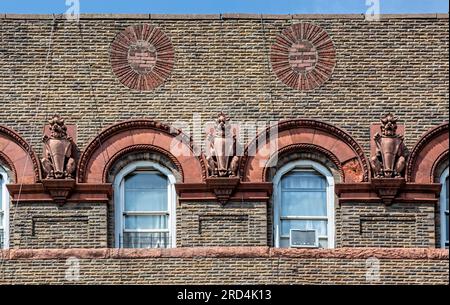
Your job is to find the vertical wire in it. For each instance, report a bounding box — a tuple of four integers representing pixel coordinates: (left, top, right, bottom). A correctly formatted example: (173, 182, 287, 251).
(78, 21, 108, 170)
(13, 15, 57, 245)
(260, 16, 275, 119)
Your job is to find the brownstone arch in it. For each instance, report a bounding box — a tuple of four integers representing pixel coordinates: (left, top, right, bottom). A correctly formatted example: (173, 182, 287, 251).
(77, 119, 206, 183)
(240, 119, 370, 183)
(407, 122, 449, 183)
(0, 125, 40, 183)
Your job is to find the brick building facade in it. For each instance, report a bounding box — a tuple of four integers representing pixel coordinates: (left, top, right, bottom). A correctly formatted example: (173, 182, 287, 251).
(0, 13, 448, 285)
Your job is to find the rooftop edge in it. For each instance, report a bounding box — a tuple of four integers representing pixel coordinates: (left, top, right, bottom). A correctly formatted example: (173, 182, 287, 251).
(0, 13, 448, 20)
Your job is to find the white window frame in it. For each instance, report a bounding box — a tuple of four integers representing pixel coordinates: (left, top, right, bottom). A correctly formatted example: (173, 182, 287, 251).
(114, 161, 176, 248)
(0, 166, 10, 249)
(440, 167, 449, 249)
(273, 160, 335, 248)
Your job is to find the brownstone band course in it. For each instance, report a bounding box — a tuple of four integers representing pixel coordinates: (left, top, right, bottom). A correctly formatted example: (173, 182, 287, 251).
(1, 247, 447, 260)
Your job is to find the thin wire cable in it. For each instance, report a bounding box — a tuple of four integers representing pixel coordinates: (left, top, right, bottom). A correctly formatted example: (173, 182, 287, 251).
(260, 16, 276, 118)
(13, 15, 57, 226)
(77, 21, 108, 170)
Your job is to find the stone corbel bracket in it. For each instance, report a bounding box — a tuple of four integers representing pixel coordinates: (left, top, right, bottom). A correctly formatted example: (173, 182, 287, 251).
(370, 178, 405, 205)
(175, 181, 273, 204)
(205, 177, 240, 205)
(41, 179, 76, 205)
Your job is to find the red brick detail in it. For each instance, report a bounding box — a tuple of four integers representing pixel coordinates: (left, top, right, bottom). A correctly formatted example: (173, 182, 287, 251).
(1, 247, 447, 260)
(110, 24, 174, 91)
(407, 122, 449, 183)
(77, 119, 206, 183)
(0, 125, 40, 183)
(240, 119, 369, 183)
(342, 158, 364, 183)
(271, 23, 336, 91)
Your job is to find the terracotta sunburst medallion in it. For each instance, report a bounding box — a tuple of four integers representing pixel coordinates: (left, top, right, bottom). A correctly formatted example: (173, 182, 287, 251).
(110, 24, 174, 91)
(271, 23, 336, 91)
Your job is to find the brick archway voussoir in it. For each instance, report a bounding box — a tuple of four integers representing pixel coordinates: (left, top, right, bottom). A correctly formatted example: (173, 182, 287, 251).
(0, 125, 40, 183)
(407, 122, 449, 183)
(77, 120, 206, 183)
(241, 120, 369, 183)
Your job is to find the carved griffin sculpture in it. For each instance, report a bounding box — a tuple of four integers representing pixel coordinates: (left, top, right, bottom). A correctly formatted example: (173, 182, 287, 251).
(370, 113, 408, 178)
(206, 113, 240, 177)
(41, 115, 77, 179)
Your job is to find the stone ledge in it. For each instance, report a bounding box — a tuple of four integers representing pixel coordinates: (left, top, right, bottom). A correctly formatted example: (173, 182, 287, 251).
(0, 13, 447, 20)
(1, 247, 448, 260)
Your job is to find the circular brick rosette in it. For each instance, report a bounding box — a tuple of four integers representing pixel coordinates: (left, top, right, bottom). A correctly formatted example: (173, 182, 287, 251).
(271, 23, 336, 91)
(110, 24, 174, 91)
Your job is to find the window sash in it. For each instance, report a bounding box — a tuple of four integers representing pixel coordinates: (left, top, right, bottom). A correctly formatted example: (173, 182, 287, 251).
(280, 215, 328, 220)
(115, 162, 176, 249)
(273, 161, 335, 249)
(123, 229, 170, 233)
(440, 169, 449, 249)
(123, 211, 169, 216)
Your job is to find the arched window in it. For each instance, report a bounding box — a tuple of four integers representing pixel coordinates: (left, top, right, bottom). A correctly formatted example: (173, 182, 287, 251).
(114, 161, 176, 248)
(0, 166, 9, 249)
(273, 160, 335, 248)
(440, 167, 449, 249)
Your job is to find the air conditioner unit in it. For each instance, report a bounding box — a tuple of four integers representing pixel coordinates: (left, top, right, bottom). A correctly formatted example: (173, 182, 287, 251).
(289, 229, 319, 248)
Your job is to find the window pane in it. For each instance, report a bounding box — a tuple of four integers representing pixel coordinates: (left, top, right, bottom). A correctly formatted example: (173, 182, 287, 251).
(279, 237, 290, 248)
(0, 175, 3, 229)
(124, 172, 168, 211)
(122, 232, 170, 249)
(281, 190, 326, 216)
(281, 219, 327, 237)
(125, 172, 167, 189)
(318, 238, 328, 248)
(125, 190, 167, 211)
(281, 171, 326, 189)
(446, 213, 449, 244)
(446, 176, 449, 210)
(125, 215, 168, 230)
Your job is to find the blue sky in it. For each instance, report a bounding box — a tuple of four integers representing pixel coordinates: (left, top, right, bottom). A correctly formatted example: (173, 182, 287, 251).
(0, 0, 447, 14)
